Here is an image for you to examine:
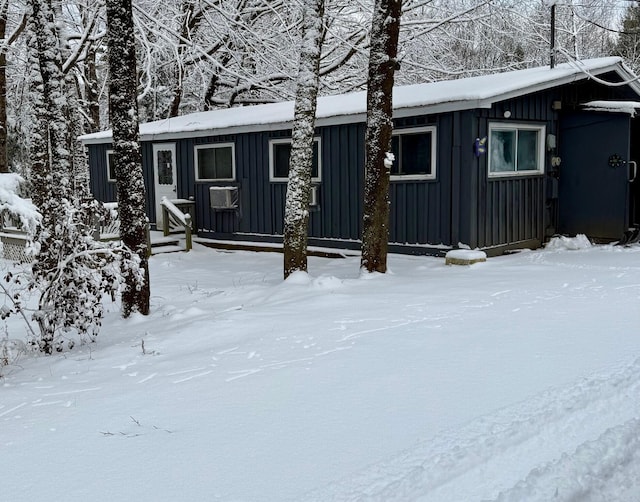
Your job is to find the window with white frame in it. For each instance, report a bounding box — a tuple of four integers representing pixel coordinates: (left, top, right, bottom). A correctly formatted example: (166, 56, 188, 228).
(269, 138, 321, 182)
(390, 126, 437, 180)
(488, 123, 545, 177)
(106, 150, 116, 181)
(195, 143, 235, 181)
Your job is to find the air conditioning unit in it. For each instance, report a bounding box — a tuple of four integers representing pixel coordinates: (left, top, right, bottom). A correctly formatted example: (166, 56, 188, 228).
(310, 185, 319, 207)
(209, 186, 238, 210)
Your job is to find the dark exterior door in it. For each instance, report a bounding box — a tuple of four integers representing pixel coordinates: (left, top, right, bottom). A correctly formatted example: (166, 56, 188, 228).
(558, 112, 630, 241)
(630, 119, 640, 227)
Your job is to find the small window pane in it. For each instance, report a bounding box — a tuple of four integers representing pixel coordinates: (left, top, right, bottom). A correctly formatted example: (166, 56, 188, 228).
(516, 130, 538, 171)
(213, 147, 233, 178)
(197, 148, 215, 179)
(107, 152, 116, 180)
(197, 146, 233, 180)
(490, 130, 516, 172)
(273, 141, 319, 179)
(401, 132, 432, 175)
(157, 150, 173, 185)
(273, 142, 291, 179)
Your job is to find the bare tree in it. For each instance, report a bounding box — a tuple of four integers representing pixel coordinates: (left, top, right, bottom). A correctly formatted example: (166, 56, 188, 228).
(105, 0, 150, 316)
(360, 0, 401, 274)
(283, 0, 325, 278)
(616, 3, 640, 74)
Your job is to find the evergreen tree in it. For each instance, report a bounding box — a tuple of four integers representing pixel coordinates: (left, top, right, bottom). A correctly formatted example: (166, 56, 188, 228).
(105, 0, 151, 316)
(360, 0, 402, 274)
(283, 0, 325, 279)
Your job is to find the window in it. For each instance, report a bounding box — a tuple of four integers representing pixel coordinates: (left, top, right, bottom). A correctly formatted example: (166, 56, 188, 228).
(269, 138, 321, 182)
(106, 150, 116, 182)
(156, 149, 174, 185)
(390, 126, 437, 180)
(195, 143, 235, 181)
(488, 123, 545, 177)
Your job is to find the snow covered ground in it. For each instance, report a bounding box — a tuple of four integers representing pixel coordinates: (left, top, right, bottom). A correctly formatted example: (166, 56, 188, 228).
(1, 237, 640, 501)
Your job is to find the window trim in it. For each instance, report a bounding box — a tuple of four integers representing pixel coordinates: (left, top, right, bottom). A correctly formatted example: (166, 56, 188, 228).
(194, 142, 236, 182)
(268, 137, 322, 183)
(390, 125, 437, 181)
(106, 149, 116, 182)
(488, 122, 546, 178)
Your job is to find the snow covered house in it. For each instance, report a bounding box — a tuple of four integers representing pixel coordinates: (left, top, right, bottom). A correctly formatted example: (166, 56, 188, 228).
(79, 57, 640, 255)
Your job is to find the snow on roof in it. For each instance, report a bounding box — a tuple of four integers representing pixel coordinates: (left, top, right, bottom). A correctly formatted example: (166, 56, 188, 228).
(582, 100, 640, 116)
(0, 173, 40, 233)
(79, 57, 633, 144)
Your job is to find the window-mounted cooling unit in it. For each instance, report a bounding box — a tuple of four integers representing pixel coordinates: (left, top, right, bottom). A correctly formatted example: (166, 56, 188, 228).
(209, 186, 238, 210)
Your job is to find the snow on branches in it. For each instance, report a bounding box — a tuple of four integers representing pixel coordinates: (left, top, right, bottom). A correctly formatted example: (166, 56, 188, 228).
(28, 199, 143, 354)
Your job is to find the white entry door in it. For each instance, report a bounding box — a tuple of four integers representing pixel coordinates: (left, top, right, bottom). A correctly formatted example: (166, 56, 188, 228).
(152, 143, 177, 228)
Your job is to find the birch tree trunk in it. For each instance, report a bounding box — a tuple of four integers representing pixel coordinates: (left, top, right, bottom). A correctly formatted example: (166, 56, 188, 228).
(283, 0, 325, 279)
(105, 0, 150, 316)
(360, 0, 401, 274)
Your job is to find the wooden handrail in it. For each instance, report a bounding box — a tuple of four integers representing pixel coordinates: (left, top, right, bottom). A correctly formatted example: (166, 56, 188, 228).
(160, 197, 193, 252)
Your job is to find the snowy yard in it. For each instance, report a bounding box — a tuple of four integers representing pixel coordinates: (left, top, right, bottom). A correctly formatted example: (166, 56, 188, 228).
(1, 238, 640, 501)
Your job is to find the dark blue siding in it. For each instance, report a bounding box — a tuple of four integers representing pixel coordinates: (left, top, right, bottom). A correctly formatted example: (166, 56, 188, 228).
(87, 143, 116, 202)
(86, 106, 550, 251)
(87, 142, 154, 223)
(140, 142, 155, 223)
(465, 91, 556, 249)
(388, 115, 450, 246)
(175, 135, 238, 234)
(318, 124, 365, 240)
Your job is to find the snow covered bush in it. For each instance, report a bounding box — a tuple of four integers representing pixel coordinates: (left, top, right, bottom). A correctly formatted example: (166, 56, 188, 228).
(0, 179, 143, 355)
(0, 334, 25, 374)
(27, 198, 143, 354)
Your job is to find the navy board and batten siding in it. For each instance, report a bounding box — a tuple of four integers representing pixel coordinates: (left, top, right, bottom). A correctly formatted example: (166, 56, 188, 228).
(87, 142, 114, 202)
(390, 115, 452, 248)
(87, 142, 156, 225)
(191, 125, 367, 243)
(183, 120, 451, 249)
(471, 90, 556, 251)
(181, 106, 546, 252)
(86, 108, 552, 253)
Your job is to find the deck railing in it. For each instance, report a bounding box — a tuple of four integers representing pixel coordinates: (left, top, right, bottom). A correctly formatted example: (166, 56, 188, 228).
(160, 197, 193, 252)
(0, 210, 32, 262)
(95, 202, 120, 241)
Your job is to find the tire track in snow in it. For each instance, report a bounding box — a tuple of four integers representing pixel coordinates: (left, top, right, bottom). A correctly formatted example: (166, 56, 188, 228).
(302, 357, 640, 501)
(491, 418, 640, 501)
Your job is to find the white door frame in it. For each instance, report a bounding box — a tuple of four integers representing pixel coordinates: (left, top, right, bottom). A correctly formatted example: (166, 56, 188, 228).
(152, 143, 177, 228)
